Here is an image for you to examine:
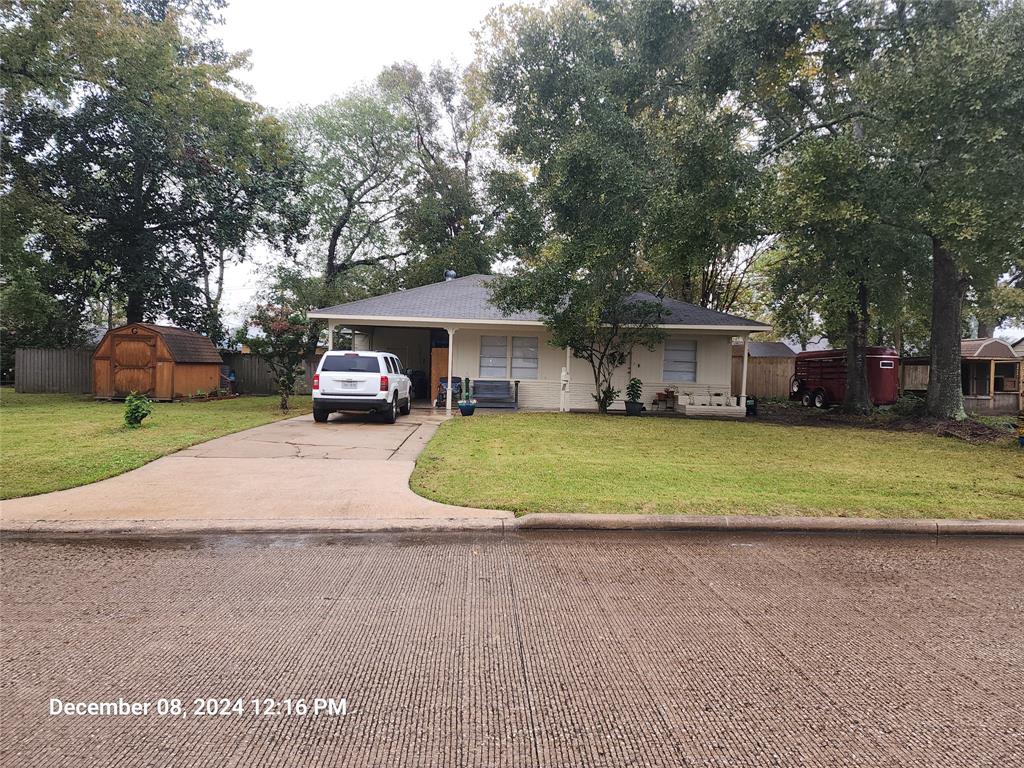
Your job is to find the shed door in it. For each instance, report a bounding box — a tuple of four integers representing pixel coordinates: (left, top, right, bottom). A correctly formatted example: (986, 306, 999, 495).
(113, 333, 157, 397)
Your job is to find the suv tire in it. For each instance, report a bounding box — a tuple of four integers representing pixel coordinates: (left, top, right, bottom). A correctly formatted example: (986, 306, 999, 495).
(383, 394, 398, 424)
(313, 408, 329, 423)
(399, 398, 411, 416)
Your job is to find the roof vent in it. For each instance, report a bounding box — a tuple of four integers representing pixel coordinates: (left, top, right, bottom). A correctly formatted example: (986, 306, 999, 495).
(444, 269, 457, 281)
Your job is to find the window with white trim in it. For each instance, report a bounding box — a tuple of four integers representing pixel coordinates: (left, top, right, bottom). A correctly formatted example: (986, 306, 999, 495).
(479, 335, 509, 378)
(663, 339, 697, 382)
(511, 336, 539, 380)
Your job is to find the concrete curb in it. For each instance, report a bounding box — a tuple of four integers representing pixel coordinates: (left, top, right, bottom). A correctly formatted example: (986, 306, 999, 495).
(0, 516, 510, 537)
(3, 512, 1023, 537)
(512, 513, 1024, 536)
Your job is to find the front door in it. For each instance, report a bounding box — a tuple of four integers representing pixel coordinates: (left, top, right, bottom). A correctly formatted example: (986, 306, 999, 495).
(113, 333, 157, 397)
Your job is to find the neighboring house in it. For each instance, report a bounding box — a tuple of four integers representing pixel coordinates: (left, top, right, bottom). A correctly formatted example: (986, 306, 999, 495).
(1012, 337, 1024, 357)
(309, 274, 770, 414)
(901, 338, 1023, 414)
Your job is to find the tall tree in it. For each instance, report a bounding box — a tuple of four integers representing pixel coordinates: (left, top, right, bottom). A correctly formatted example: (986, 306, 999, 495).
(862, 2, 1024, 419)
(695, 0, 1024, 419)
(287, 88, 415, 286)
(378, 62, 497, 287)
(2, 0, 303, 339)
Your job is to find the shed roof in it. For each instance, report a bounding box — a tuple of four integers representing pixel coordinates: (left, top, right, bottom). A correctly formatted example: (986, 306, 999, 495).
(961, 337, 1017, 360)
(731, 341, 796, 358)
(135, 324, 223, 364)
(310, 274, 770, 331)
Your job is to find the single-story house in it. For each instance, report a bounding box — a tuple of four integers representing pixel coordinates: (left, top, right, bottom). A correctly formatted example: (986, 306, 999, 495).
(901, 337, 1023, 414)
(309, 274, 770, 415)
(1012, 336, 1024, 357)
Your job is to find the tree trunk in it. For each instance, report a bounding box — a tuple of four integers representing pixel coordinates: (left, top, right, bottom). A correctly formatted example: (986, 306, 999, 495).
(926, 238, 966, 420)
(976, 318, 993, 338)
(843, 281, 872, 415)
(126, 292, 144, 324)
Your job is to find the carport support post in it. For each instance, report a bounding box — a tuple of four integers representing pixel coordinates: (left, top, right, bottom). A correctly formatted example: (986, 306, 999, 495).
(446, 327, 456, 415)
(739, 334, 749, 405)
(327, 321, 335, 351)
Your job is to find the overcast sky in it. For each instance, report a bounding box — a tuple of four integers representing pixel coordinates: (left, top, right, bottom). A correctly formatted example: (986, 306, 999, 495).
(216, 0, 516, 324)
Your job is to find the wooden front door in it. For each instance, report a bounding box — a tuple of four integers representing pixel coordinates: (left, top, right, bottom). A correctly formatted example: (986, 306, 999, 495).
(430, 347, 449, 405)
(113, 333, 157, 397)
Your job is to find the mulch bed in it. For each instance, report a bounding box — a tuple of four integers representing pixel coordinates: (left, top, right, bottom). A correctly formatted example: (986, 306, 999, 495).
(755, 400, 1018, 445)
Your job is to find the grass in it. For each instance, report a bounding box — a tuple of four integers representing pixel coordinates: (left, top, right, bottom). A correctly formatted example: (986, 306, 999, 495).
(411, 413, 1024, 519)
(0, 389, 310, 499)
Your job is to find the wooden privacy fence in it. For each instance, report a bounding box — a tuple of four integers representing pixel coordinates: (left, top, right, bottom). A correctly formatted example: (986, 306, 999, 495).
(13, 348, 322, 397)
(14, 348, 93, 393)
(730, 355, 795, 399)
(221, 352, 321, 396)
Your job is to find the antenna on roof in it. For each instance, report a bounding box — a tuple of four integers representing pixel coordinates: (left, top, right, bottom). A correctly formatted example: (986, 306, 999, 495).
(444, 269, 457, 281)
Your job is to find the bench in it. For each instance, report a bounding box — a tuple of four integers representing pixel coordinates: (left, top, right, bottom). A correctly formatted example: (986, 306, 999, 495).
(471, 380, 519, 409)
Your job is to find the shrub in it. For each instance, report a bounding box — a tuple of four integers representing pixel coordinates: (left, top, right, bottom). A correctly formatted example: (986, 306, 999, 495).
(890, 393, 927, 418)
(123, 392, 154, 428)
(626, 378, 643, 402)
(595, 386, 620, 412)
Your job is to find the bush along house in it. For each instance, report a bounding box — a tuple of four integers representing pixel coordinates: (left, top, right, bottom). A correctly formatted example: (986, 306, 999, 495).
(308, 274, 771, 415)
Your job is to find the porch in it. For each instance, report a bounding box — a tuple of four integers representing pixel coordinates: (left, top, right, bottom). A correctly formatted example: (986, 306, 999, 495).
(324, 320, 755, 417)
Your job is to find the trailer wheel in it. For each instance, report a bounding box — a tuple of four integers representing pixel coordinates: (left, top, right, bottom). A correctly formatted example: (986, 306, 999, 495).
(801, 392, 813, 407)
(813, 389, 828, 409)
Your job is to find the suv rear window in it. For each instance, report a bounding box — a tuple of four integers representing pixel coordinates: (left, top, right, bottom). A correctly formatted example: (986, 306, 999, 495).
(320, 355, 383, 373)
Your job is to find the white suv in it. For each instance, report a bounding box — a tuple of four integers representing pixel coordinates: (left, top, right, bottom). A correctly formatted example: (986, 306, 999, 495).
(312, 351, 413, 424)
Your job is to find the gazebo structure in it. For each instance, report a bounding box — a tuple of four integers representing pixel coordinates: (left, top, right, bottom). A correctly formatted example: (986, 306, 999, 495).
(901, 338, 1022, 414)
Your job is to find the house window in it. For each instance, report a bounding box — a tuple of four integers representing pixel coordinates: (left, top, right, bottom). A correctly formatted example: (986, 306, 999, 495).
(511, 337, 539, 380)
(994, 362, 1019, 393)
(663, 339, 697, 382)
(479, 335, 509, 378)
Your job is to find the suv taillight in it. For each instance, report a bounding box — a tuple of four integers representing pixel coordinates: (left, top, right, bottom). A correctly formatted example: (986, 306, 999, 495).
(312, 373, 320, 390)
(379, 375, 389, 392)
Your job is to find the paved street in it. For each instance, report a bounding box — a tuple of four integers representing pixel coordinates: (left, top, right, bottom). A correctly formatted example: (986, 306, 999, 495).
(1, 531, 1022, 767)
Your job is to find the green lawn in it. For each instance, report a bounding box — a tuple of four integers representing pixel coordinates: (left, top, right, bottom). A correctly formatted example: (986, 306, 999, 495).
(0, 389, 310, 499)
(411, 413, 1024, 519)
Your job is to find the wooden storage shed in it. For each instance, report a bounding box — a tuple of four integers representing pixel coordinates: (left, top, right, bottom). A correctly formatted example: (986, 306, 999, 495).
(92, 323, 223, 400)
(900, 337, 1023, 414)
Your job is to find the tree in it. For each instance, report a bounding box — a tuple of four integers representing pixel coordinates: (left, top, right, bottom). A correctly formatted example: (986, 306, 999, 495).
(287, 88, 415, 285)
(694, 0, 1024, 419)
(236, 305, 314, 411)
(2, 0, 304, 344)
(378, 62, 498, 287)
(861, 2, 1024, 419)
(491, 254, 665, 413)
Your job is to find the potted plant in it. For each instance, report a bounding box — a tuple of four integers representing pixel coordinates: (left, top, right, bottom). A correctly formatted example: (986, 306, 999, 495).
(458, 377, 476, 416)
(624, 378, 643, 416)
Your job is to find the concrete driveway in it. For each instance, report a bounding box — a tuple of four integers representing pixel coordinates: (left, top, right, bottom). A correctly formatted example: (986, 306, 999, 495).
(0, 411, 510, 532)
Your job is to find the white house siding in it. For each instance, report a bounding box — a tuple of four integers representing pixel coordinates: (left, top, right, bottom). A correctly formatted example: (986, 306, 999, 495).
(450, 328, 736, 410)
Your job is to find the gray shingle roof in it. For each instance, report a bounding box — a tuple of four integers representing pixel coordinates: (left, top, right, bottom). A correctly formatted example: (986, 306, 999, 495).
(731, 341, 796, 357)
(311, 274, 769, 329)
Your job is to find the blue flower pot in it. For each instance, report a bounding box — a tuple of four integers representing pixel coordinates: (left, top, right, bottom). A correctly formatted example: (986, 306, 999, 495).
(458, 402, 476, 416)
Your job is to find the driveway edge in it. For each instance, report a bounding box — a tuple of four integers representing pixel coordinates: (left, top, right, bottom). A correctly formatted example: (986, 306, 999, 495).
(512, 513, 1024, 536)
(0, 516, 510, 537)
(3, 512, 1022, 537)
